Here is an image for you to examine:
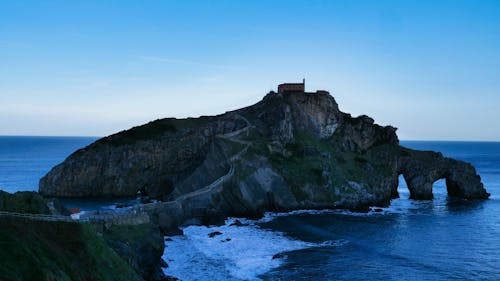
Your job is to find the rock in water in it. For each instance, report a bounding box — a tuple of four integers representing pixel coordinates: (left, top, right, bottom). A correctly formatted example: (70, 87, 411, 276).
(272, 253, 286, 259)
(229, 219, 245, 227)
(39, 90, 489, 230)
(208, 231, 223, 238)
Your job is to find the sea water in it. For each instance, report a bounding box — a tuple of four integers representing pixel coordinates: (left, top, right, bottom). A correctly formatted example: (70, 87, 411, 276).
(1, 137, 499, 280)
(0, 136, 139, 211)
(0, 136, 97, 193)
(162, 141, 500, 281)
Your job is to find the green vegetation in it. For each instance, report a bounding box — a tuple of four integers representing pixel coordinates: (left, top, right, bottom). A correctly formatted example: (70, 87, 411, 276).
(333, 151, 373, 182)
(267, 132, 398, 201)
(103, 223, 163, 256)
(102, 223, 165, 280)
(0, 217, 140, 281)
(217, 137, 247, 157)
(271, 156, 322, 201)
(98, 115, 222, 147)
(0, 191, 50, 214)
(233, 161, 258, 182)
(171, 115, 218, 129)
(98, 119, 177, 146)
(269, 133, 336, 201)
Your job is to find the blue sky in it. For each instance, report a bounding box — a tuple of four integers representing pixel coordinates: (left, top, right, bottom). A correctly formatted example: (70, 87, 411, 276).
(1, 0, 499, 140)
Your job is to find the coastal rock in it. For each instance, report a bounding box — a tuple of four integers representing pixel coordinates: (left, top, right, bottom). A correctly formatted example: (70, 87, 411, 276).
(229, 219, 245, 227)
(396, 150, 489, 200)
(272, 253, 286, 259)
(39, 90, 489, 231)
(102, 223, 166, 281)
(208, 231, 223, 238)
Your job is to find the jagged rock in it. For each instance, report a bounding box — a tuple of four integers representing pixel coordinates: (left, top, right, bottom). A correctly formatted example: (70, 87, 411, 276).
(102, 223, 166, 281)
(272, 253, 286, 259)
(161, 227, 183, 237)
(39, 90, 489, 232)
(208, 231, 223, 238)
(229, 220, 245, 227)
(396, 150, 489, 200)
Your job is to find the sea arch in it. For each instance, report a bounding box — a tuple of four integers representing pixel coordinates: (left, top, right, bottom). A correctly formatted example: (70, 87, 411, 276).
(394, 150, 489, 200)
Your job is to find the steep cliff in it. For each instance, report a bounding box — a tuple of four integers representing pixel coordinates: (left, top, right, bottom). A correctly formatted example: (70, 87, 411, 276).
(39, 91, 489, 227)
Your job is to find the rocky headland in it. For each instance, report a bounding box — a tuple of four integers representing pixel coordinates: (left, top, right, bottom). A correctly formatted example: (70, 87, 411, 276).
(39, 90, 489, 231)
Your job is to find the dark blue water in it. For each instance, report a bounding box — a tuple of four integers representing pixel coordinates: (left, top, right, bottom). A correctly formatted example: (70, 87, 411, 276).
(260, 141, 500, 281)
(0, 136, 97, 193)
(1, 137, 499, 280)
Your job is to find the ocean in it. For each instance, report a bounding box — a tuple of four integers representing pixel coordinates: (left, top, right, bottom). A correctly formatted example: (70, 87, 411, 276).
(1, 137, 499, 280)
(0, 136, 98, 194)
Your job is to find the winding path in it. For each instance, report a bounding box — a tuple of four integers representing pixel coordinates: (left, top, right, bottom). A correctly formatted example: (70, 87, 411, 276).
(2, 114, 256, 224)
(175, 114, 252, 202)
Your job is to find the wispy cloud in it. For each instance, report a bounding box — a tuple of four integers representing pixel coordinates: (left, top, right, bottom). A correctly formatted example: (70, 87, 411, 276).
(139, 56, 234, 69)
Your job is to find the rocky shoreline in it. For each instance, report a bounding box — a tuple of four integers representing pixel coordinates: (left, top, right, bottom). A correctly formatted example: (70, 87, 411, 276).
(34, 89, 489, 280)
(39, 91, 489, 231)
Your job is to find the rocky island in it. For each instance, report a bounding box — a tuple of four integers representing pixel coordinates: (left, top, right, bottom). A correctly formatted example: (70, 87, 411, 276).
(39, 84, 489, 232)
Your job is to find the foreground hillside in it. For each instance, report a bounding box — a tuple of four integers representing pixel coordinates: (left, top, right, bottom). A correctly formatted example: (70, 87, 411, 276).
(0, 191, 168, 281)
(0, 217, 141, 281)
(39, 90, 489, 229)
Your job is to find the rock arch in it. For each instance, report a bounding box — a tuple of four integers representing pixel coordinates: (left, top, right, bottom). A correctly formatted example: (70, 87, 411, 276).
(396, 150, 489, 200)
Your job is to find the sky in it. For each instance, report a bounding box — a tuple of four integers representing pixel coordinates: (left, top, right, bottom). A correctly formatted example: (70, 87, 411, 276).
(1, 0, 499, 140)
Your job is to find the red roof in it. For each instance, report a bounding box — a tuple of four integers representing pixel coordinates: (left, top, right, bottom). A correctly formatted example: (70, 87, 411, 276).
(68, 208, 81, 214)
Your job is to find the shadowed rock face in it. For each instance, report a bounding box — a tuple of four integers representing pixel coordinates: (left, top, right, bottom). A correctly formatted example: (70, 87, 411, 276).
(39, 91, 489, 228)
(397, 151, 489, 200)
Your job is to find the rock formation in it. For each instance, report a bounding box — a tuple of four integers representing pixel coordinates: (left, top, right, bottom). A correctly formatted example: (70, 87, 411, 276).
(101, 223, 168, 281)
(39, 90, 489, 229)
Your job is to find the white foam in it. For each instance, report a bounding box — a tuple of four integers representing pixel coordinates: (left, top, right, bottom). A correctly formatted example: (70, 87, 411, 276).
(253, 206, 404, 221)
(162, 194, 455, 280)
(162, 217, 346, 281)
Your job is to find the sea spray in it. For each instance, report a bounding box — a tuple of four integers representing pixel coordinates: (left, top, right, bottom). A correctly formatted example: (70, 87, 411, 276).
(162, 217, 347, 281)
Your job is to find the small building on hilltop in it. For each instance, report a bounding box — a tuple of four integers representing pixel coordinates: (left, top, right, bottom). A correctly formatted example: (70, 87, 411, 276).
(278, 79, 305, 93)
(276, 79, 330, 95)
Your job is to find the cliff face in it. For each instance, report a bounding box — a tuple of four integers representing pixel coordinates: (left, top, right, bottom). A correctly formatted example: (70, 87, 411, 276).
(101, 223, 167, 281)
(39, 91, 489, 225)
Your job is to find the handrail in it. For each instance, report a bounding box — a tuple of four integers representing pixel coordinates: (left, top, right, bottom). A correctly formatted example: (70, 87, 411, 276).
(0, 210, 148, 223)
(0, 211, 75, 222)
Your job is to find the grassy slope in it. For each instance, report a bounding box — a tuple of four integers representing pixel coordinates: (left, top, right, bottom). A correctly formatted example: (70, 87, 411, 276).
(269, 134, 333, 201)
(0, 217, 140, 281)
(103, 223, 163, 253)
(0, 191, 51, 215)
(95, 115, 218, 147)
(268, 132, 401, 202)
